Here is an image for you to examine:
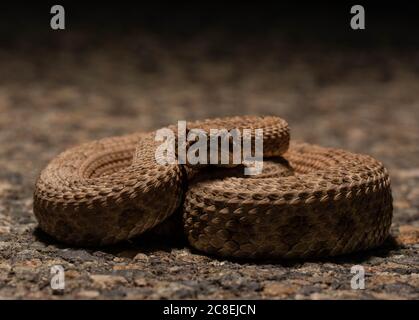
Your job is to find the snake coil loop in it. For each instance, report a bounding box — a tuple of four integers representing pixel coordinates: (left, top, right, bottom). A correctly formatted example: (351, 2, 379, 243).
(33, 115, 392, 259)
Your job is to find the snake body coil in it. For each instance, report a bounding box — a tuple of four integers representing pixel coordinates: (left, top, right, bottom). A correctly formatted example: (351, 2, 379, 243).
(33, 116, 393, 259)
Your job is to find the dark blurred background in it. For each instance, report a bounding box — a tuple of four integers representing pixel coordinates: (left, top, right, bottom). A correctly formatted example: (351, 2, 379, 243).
(2, 2, 419, 45)
(0, 1, 418, 187)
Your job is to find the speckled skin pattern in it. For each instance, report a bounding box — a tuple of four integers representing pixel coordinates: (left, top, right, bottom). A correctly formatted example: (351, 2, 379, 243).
(184, 142, 392, 259)
(33, 116, 290, 248)
(33, 115, 392, 259)
(33, 132, 184, 246)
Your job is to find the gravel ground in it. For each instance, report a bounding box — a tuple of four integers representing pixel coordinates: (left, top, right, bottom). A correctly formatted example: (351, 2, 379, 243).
(0, 30, 418, 299)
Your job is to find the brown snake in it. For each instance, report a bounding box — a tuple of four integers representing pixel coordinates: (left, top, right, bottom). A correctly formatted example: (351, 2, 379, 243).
(33, 116, 393, 259)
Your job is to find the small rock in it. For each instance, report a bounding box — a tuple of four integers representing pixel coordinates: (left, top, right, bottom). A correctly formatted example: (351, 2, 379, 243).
(394, 200, 410, 209)
(310, 292, 333, 300)
(0, 226, 11, 234)
(396, 225, 419, 245)
(15, 259, 42, 269)
(133, 253, 149, 262)
(60, 249, 94, 262)
(0, 242, 9, 250)
(76, 290, 100, 299)
(0, 182, 13, 196)
(262, 282, 297, 298)
(0, 262, 11, 272)
(168, 266, 182, 273)
(65, 270, 81, 279)
(90, 274, 128, 289)
(134, 277, 147, 287)
(113, 257, 125, 263)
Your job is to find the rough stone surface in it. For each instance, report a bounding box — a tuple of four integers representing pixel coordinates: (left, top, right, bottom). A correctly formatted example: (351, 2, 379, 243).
(0, 30, 418, 299)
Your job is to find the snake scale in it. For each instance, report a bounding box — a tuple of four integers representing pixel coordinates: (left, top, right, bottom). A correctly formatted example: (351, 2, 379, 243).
(33, 116, 393, 259)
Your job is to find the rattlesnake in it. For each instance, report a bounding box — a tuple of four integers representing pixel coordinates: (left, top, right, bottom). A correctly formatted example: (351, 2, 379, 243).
(33, 116, 393, 259)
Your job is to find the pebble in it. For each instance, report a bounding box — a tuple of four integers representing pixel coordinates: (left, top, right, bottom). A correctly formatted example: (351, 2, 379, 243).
(90, 275, 128, 289)
(262, 282, 297, 297)
(76, 290, 100, 299)
(134, 277, 147, 287)
(133, 253, 149, 262)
